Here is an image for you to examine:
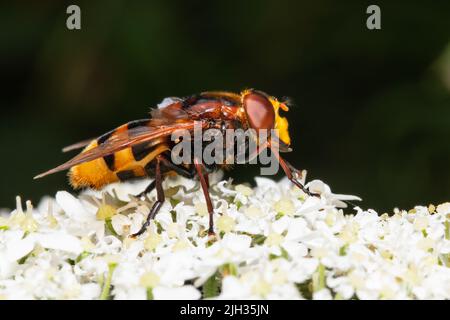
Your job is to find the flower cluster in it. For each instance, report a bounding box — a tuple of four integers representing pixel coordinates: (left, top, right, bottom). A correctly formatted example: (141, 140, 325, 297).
(0, 173, 449, 300)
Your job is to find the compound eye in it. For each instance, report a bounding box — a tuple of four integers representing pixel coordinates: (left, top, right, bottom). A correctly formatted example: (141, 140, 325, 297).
(243, 92, 275, 131)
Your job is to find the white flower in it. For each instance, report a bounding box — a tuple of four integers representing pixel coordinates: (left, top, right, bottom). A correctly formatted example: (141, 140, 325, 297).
(0, 174, 448, 300)
(313, 288, 333, 300)
(153, 285, 201, 300)
(217, 276, 252, 299)
(306, 180, 362, 208)
(5, 231, 35, 261)
(34, 232, 83, 254)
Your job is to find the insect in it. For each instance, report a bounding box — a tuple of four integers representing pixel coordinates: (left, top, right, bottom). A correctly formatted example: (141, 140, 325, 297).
(35, 89, 318, 237)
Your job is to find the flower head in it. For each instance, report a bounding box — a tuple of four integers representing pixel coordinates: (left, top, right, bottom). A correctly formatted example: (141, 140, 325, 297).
(0, 175, 448, 299)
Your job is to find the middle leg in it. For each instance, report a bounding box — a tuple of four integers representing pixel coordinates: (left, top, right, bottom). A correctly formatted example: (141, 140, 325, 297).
(131, 156, 165, 238)
(194, 158, 215, 235)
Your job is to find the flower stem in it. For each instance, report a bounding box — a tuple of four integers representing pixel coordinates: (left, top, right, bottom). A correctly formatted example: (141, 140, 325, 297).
(105, 218, 119, 237)
(100, 263, 117, 300)
(146, 288, 154, 300)
(312, 263, 326, 292)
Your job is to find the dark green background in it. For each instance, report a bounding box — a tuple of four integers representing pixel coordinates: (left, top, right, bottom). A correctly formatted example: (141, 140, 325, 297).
(1, 1, 449, 212)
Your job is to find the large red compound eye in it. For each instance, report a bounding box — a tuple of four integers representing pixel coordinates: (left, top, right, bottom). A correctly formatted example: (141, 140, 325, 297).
(243, 91, 275, 131)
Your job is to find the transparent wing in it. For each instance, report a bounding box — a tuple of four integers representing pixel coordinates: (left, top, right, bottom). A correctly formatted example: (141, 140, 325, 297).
(149, 100, 190, 124)
(34, 121, 206, 179)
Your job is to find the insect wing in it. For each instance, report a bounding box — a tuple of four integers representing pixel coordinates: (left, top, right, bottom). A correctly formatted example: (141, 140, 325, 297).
(149, 101, 190, 124)
(34, 121, 207, 179)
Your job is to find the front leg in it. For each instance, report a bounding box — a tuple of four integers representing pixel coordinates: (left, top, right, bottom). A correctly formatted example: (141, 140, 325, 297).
(272, 148, 320, 197)
(284, 159, 304, 181)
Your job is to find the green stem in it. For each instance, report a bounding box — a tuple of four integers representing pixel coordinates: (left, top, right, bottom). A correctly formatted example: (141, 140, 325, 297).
(220, 263, 238, 277)
(100, 263, 117, 300)
(313, 263, 325, 292)
(146, 288, 154, 300)
(105, 218, 119, 237)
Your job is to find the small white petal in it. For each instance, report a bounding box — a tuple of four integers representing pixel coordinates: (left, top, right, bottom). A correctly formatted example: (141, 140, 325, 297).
(35, 232, 83, 254)
(0, 252, 18, 279)
(6, 235, 35, 261)
(111, 214, 131, 236)
(56, 191, 92, 221)
(222, 233, 252, 252)
(153, 285, 201, 300)
(218, 276, 251, 299)
(313, 288, 333, 300)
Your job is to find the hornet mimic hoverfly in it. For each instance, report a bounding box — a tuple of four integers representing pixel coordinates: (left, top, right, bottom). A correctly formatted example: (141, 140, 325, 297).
(35, 89, 318, 237)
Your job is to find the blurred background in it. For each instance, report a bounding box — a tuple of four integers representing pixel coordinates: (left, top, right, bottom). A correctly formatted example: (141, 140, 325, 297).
(1, 0, 449, 212)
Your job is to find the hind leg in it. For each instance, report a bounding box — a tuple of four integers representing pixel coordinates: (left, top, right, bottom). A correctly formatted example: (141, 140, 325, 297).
(135, 155, 195, 198)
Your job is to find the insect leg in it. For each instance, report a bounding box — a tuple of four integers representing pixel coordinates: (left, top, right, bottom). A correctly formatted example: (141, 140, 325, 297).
(193, 158, 215, 235)
(272, 149, 319, 197)
(136, 154, 195, 198)
(159, 154, 215, 190)
(158, 156, 196, 178)
(131, 156, 165, 238)
(283, 159, 304, 180)
(159, 156, 211, 189)
(204, 172, 210, 189)
(136, 180, 156, 198)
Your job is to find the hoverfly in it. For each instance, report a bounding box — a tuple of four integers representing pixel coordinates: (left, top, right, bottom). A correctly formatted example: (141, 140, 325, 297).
(35, 89, 318, 237)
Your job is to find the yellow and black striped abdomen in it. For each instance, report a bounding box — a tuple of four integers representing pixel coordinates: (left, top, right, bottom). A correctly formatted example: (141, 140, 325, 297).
(69, 140, 170, 190)
(68, 120, 170, 190)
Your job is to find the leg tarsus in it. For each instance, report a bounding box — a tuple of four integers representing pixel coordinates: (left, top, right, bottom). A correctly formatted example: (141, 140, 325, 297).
(271, 147, 320, 198)
(290, 178, 320, 197)
(284, 159, 304, 181)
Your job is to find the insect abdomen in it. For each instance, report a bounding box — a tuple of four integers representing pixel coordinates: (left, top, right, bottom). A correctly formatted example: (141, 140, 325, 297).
(68, 140, 119, 189)
(69, 137, 170, 190)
